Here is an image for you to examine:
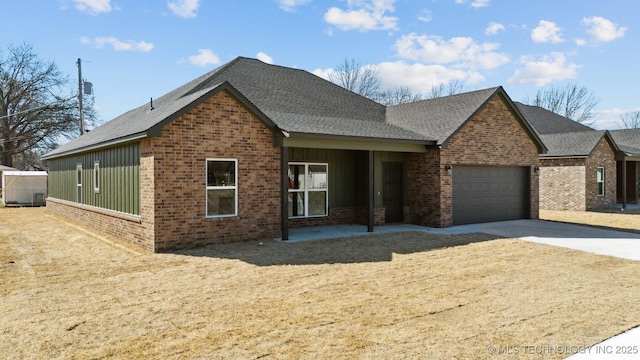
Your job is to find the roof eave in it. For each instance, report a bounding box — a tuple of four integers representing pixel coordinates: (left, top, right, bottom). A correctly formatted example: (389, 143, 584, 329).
(285, 131, 436, 146)
(41, 132, 149, 160)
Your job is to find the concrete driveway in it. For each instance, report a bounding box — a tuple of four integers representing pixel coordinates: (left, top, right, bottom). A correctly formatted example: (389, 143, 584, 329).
(439, 219, 640, 261)
(283, 219, 640, 261)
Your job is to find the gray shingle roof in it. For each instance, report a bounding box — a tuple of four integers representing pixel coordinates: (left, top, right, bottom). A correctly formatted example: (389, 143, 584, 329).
(387, 87, 500, 146)
(43, 57, 545, 159)
(540, 131, 613, 157)
(515, 102, 593, 135)
(610, 129, 640, 155)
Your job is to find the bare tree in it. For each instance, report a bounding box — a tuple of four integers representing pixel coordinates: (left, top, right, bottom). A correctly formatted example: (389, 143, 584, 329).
(328, 58, 381, 99)
(374, 86, 423, 106)
(523, 83, 598, 125)
(328, 58, 425, 105)
(0, 43, 95, 167)
(425, 80, 464, 99)
(620, 111, 640, 129)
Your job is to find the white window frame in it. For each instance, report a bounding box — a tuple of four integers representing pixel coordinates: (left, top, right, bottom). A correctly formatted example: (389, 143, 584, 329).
(206, 158, 238, 218)
(93, 160, 100, 193)
(76, 163, 82, 204)
(596, 167, 605, 196)
(288, 162, 328, 218)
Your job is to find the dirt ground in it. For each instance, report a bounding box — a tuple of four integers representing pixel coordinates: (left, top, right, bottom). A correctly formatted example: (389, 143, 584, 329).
(2, 208, 640, 359)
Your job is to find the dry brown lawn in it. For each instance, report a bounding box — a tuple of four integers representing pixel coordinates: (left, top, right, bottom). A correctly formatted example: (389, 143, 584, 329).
(541, 208, 640, 232)
(2, 208, 640, 359)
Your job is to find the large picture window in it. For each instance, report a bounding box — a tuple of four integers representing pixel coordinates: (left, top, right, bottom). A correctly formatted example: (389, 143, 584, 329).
(206, 159, 237, 217)
(596, 167, 605, 196)
(288, 163, 328, 218)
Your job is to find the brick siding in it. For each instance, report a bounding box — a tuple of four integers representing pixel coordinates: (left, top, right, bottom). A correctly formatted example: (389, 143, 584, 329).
(145, 90, 281, 251)
(46, 198, 153, 251)
(585, 137, 617, 210)
(539, 160, 586, 211)
(540, 136, 617, 211)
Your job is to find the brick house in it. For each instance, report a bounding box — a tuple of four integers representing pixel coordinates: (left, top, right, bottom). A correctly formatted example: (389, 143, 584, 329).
(538, 131, 618, 211)
(43, 57, 546, 252)
(517, 102, 640, 210)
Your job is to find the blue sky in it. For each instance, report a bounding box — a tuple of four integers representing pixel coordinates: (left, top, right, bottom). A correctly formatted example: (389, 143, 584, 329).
(4, 0, 638, 130)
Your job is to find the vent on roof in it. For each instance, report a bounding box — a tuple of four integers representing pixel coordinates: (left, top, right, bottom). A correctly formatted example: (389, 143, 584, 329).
(149, 97, 154, 111)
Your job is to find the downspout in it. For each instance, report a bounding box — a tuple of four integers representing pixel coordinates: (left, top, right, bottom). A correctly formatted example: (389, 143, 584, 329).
(622, 155, 627, 211)
(368, 150, 374, 232)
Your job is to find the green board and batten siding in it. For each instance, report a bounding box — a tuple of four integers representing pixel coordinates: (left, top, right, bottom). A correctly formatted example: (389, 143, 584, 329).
(288, 148, 407, 208)
(48, 142, 141, 215)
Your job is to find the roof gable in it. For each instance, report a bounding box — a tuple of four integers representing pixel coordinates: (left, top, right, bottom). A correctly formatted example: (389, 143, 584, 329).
(610, 129, 640, 155)
(387, 87, 546, 152)
(540, 130, 618, 158)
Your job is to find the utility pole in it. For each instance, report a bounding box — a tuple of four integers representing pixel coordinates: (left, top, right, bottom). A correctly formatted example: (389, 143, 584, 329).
(77, 58, 84, 136)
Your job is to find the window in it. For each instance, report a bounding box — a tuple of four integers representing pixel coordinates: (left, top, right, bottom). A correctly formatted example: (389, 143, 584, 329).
(76, 164, 82, 204)
(288, 163, 328, 218)
(93, 160, 100, 193)
(596, 167, 605, 196)
(206, 159, 237, 217)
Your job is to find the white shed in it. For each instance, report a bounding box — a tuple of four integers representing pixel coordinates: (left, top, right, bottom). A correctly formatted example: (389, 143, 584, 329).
(2, 171, 48, 206)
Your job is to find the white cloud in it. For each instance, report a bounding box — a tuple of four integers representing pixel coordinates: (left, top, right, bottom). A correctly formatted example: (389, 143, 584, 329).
(417, 9, 432, 22)
(277, 0, 311, 12)
(256, 52, 274, 64)
(167, 0, 200, 18)
(531, 20, 564, 44)
(184, 49, 220, 67)
(375, 61, 482, 91)
(575, 38, 587, 46)
(394, 33, 509, 70)
(313, 61, 481, 94)
(507, 52, 578, 86)
(455, 0, 491, 8)
(470, 0, 490, 8)
(582, 16, 626, 42)
(70, 0, 111, 14)
(485, 22, 505, 36)
(324, 0, 398, 32)
(80, 36, 154, 52)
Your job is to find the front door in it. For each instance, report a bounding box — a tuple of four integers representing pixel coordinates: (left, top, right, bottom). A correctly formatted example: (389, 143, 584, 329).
(383, 162, 404, 223)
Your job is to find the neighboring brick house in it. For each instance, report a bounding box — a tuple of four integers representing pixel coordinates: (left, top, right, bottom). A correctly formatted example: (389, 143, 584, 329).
(43, 57, 546, 252)
(537, 131, 618, 211)
(516, 102, 640, 210)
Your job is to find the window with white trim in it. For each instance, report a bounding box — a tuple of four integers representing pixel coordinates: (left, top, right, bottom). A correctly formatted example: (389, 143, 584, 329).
(93, 160, 100, 193)
(76, 163, 82, 204)
(596, 167, 605, 196)
(206, 159, 237, 217)
(288, 163, 328, 218)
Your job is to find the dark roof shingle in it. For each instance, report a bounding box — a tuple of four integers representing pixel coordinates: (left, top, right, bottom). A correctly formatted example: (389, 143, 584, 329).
(515, 102, 593, 135)
(540, 131, 612, 157)
(610, 129, 640, 155)
(44, 57, 545, 159)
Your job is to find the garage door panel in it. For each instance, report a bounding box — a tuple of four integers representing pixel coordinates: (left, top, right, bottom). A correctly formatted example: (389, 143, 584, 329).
(453, 166, 528, 225)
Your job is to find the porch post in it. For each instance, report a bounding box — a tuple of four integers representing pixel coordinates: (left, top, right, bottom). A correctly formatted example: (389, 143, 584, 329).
(281, 146, 289, 240)
(368, 150, 374, 232)
(622, 156, 627, 210)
